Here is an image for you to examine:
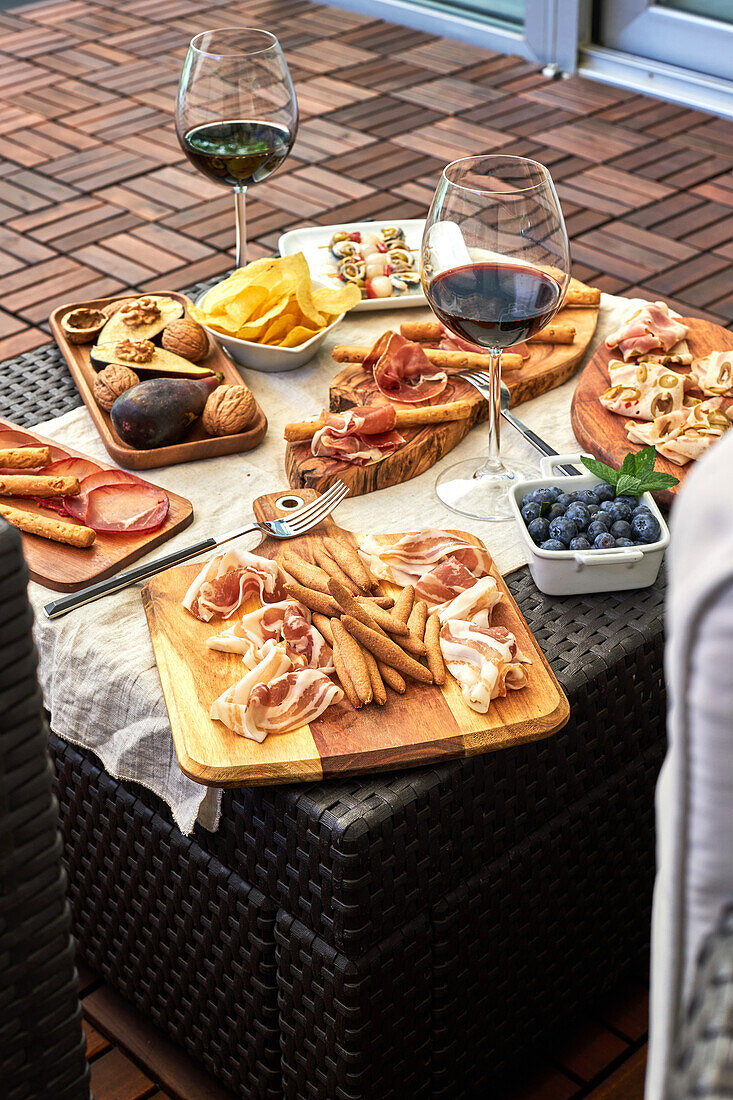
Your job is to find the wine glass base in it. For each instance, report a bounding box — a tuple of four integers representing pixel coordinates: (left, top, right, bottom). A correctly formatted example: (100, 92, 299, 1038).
(435, 457, 536, 522)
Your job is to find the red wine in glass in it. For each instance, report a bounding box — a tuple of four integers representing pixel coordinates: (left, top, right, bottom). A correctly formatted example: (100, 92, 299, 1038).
(427, 262, 563, 349)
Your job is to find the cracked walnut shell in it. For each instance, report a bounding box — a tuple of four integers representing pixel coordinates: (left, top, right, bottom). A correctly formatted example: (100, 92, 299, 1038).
(162, 318, 208, 363)
(203, 385, 258, 436)
(114, 338, 155, 364)
(119, 297, 161, 326)
(93, 364, 140, 412)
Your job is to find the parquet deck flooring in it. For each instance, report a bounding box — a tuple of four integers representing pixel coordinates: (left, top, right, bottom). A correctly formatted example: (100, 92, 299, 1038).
(1, 0, 733, 361)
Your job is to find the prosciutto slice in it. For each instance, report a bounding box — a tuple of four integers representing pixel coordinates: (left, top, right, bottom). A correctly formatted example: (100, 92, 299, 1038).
(600, 361, 686, 421)
(63, 481, 169, 532)
(359, 530, 492, 586)
(689, 351, 733, 397)
(311, 405, 404, 466)
(281, 604, 334, 671)
(439, 620, 530, 713)
(183, 550, 286, 621)
(605, 302, 688, 361)
(434, 576, 503, 629)
(414, 557, 479, 607)
(207, 600, 298, 666)
(364, 332, 447, 404)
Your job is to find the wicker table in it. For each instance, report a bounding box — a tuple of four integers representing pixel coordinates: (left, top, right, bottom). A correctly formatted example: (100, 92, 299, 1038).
(2, 323, 666, 1099)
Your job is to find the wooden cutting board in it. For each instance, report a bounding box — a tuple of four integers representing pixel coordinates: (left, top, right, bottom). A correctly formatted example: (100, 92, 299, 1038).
(50, 292, 267, 471)
(143, 490, 569, 787)
(571, 316, 733, 506)
(0, 417, 193, 591)
(285, 303, 598, 495)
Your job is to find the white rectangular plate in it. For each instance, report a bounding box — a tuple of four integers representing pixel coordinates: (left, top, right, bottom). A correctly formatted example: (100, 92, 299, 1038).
(278, 219, 426, 312)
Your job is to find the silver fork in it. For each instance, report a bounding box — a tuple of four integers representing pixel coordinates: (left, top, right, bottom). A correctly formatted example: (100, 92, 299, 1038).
(461, 371, 579, 476)
(44, 480, 350, 620)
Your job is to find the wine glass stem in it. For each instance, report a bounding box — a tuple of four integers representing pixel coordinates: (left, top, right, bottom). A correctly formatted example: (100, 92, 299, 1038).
(234, 186, 247, 268)
(478, 348, 503, 476)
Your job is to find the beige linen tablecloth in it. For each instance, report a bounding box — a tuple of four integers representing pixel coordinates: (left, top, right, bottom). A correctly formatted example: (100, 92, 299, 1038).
(26, 291, 642, 833)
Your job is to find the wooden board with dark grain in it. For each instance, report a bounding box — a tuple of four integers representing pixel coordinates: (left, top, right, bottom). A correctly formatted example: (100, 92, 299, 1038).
(286, 303, 598, 496)
(0, 417, 193, 591)
(49, 292, 267, 471)
(143, 490, 569, 787)
(571, 316, 733, 506)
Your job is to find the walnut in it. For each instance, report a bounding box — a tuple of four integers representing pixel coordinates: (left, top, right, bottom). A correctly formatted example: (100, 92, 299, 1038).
(119, 296, 161, 327)
(162, 318, 208, 363)
(114, 338, 155, 364)
(61, 307, 106, 344)
(202, 385, 258, 436)
(93, 364, 139, 412)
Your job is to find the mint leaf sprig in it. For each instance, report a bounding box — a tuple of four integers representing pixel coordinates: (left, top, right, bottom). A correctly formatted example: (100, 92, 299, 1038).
(581, 446, 680, 498)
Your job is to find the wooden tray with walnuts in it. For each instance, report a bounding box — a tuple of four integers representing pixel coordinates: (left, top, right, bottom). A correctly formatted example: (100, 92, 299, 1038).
(50, 292, 267, 471)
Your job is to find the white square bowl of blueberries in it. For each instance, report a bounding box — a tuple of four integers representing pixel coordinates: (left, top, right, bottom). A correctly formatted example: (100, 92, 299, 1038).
(510, 453, 669, 595)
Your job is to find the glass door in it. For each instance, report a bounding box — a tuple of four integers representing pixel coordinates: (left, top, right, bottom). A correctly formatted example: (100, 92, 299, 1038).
(597, 0, 733, 81)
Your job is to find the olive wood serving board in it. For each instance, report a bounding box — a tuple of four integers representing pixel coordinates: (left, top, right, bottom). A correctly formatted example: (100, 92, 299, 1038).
(50, 291, 267, 471)
(0, 417, 193, 591)
(571, 316, 733, 506)
(285, 303, 598, 495)
(143, 490, 569, 787)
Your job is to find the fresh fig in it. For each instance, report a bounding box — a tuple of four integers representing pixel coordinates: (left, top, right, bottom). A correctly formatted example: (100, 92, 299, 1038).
(110, 374, 220, 449)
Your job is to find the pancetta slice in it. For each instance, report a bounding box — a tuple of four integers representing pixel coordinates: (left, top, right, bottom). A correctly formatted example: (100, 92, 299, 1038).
(689, 351, 733, 397)
(244, 668, 343, 741)
(281, 603, 334, 672)
(210, 641, 292, 741)
(364, 331, 447, 404)
(359, 531, 492, 586)
(311, 405, 404, 466)
(183, 550, 286, 621)
(439, 620, 530, 714)
(434, 575, 503, 629)
(207, 600, 298, 667)
(605, 302, 688, 362)
(600, 360, 687, 421)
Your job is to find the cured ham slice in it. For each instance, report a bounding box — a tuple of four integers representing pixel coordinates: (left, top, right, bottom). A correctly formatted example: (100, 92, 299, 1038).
(183, 550, 286, 621)
(625, 398, 731, 465)
(207, 600, 298, 667)
(605, 302, 688, 361)
(244, 668, 343, 741)
(689, 351, 733, 397)
(600, 361, 686, 421)
(434, 576, 503, 629)
(210, 641, 292, 741)
(625, 409, 691, 448)
(439, 620, 530, 713)
(63, 481, 169, 532)
(415, 557, 479, 607)
(359, 530, 492, 586)
(364, 332, 447, 404)
(281, 604, 334, 671)
(80, 469, 144, 493)
(311, 406, 404, 466)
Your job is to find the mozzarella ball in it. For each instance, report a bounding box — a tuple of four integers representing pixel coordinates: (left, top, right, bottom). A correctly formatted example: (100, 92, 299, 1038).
(360, 243, 379, 259)
(365, 256, 387, 277)
(361, 232, 381, 247)
(369, 275, 393, 298)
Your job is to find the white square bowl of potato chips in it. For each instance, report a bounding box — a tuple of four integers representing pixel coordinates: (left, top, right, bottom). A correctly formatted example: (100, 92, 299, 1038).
(192, 253, 361, 372)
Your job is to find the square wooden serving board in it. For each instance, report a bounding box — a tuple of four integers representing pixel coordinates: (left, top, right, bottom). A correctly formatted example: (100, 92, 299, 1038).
(143, 491, 569, 787)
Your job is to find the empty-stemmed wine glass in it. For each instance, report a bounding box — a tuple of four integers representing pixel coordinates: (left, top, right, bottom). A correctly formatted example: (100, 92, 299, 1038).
(176, 28, 298, 268)
(422, 155, 570, 521)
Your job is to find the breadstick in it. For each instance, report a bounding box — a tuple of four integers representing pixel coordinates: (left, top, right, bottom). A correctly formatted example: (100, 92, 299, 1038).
(407, 600, 428, 640)
(328, 580, 387, 636)
(392, 585, 414, 624)
(332, 620, 372, 706)
(284, 400, 474, 442)
(312, 543, 361, 594)
(341, 615, 433, 684)
(0, 447, 51, 469)
(332, 637, 362, 709)
(399, 321, 575, 345)
(361, 594, 394, 609)
(285, 581, 340, 618)
(353, 597, 408, 636)
(424, 614, 445, 686)
(282, 551, 332, 595)
(0, 503, 95, 547)
(0, 474, 79, 498)
(333, 345, 524, 372)
(565, 283, 600, 307)
(324, 536, 373, 591)
(312, 612, 334, 645)
(375, 661, 405, 694)
(359, 648, 386, 706)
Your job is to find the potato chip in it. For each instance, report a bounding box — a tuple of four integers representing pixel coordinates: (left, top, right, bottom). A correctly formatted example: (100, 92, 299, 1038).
(278, 325, 321, 348)
(312, 283, 362, 315)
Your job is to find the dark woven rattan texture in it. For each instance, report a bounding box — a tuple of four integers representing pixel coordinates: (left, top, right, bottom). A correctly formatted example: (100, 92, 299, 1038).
(0, 522, 89, 1100)
(51, 737, 282, 1099)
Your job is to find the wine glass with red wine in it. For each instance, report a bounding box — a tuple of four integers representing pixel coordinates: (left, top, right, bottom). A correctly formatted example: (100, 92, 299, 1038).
(176, 29, 298, 268)
(422, 155, 570, 521)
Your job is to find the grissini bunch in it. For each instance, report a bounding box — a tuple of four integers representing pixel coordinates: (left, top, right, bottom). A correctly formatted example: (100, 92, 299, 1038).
(332, 345, 524, 372)
(283, 400, 475, 442)
(399, 320, 576, 345)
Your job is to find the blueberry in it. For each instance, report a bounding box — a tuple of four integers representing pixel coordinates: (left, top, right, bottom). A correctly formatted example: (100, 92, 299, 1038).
(520, 493, 536, 511)
(565, 502, 590, 528)
(610, 501, 634, 523)
(631, 512, 661, 544)
(548, 503, 565, 520)
(593, 532, 616, 550)
(556, 493, 573, 510)
(548, 516, 579, 546)
(540, 539, 566, 551)
(610, 520, 632, 540)
(587, 519, 609, 539)
(587, 503, 600, 517)
(599, 499, 616, 515)
(531, 487, 558, 505)
(527, 517, 550, 544)
(575, 489, 599, 507)
(569, 536, 592, 551)
(633, 502, 651, 515)
(615, 537, 635, 547)
(614, 494, 638, 510)
(522, 502, 541, 523)
(595, 483, 615, 503)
